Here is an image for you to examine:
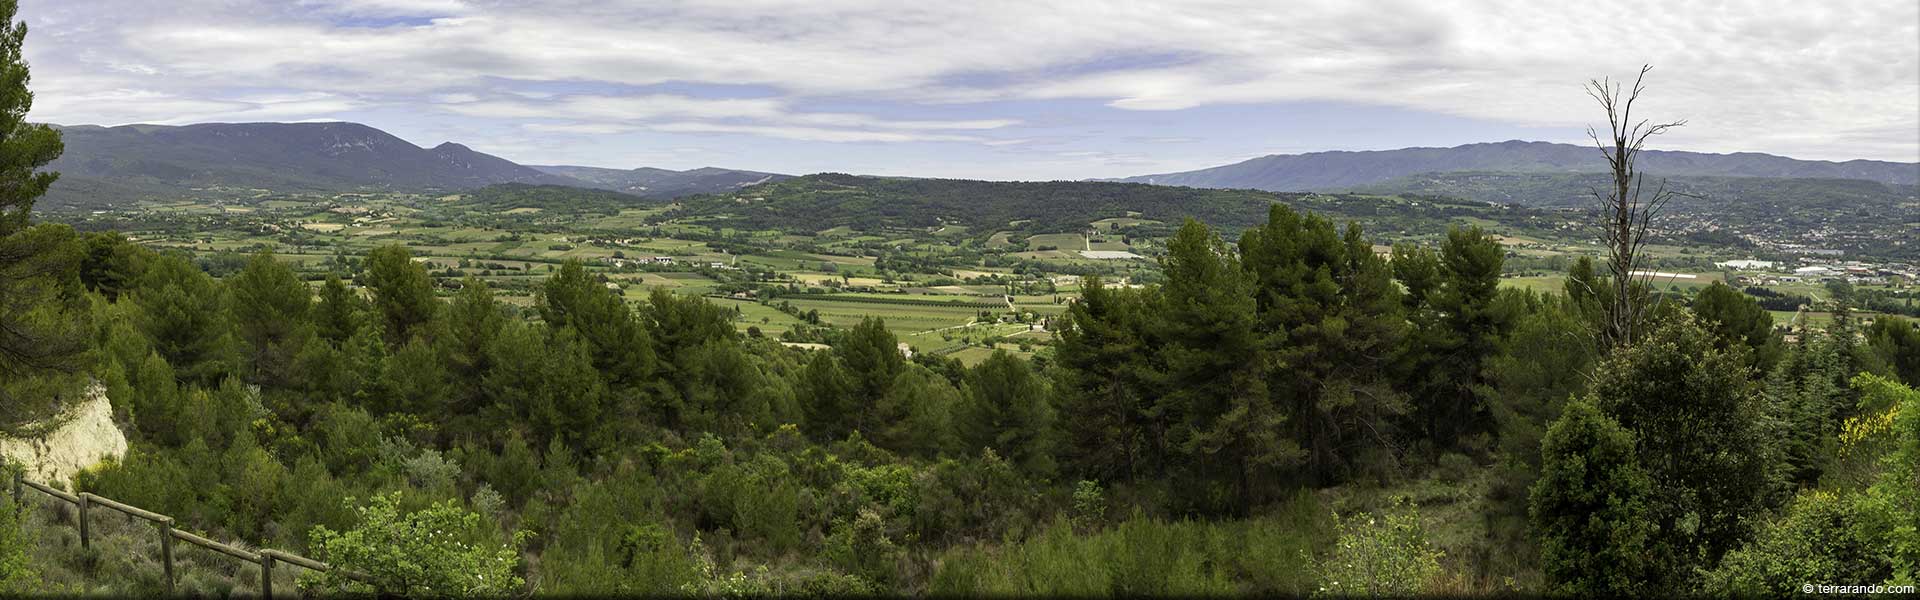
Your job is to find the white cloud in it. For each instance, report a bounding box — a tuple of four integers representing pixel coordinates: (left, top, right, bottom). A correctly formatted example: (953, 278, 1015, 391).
(15, 0, 1918, 163)
(449, 93, 1016, 141)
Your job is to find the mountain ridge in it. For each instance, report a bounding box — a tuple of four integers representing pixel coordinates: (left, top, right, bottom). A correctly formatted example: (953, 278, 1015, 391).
(39, 121, 785, 207)
(1108, 140, 1920, 191)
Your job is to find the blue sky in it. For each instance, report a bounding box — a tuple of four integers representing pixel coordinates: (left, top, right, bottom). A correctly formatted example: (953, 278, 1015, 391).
(20, 0, 1919, 180)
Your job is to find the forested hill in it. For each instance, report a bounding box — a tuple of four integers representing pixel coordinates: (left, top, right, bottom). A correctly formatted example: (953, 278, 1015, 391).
(37, 121, 782, 209)
(530, 164, 791, 199)
(451, 183, 660, 215)
(44, 122, 578, 205)
(665, 173, 1349, 232)
(1108, 140, 1920, 191)
(1352, 171, 1920, 210)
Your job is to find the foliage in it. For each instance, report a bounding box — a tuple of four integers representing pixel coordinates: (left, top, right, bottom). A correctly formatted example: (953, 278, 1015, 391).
(306, 492, 528, 596)
(1, 462, 35, 592)
(1693, 281, 1784, 372)
(362, 245, 439, 346)
(1586, 316, 1775, 585)
(1528, 400, 1655, 595)
(1314, 499, 1444, 597)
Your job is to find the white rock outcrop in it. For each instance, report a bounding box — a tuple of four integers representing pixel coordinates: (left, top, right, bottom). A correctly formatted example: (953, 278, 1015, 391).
(1, 383, 129, 486)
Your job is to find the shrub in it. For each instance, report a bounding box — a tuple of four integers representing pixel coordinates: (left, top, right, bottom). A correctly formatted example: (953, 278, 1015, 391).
(824, 508, 901, 586)
(1314, 499, 1444, 597)
(1529, 399, 1655, 595)
(305, 492, 528, 596)
(1071, 479, 1107, 531)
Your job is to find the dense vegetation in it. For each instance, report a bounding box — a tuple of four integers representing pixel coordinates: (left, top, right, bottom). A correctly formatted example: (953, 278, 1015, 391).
(453, 183, 658, 217)
(5, 206, 1917, 595)
(666, 173, 1330, 233)
(3, 5, 1919, 597)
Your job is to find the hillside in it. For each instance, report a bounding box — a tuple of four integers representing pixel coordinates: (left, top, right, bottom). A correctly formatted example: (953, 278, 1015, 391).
(1110, 140, 1920, 191)
(530, 164, 790, 199)
(43, 122, 577, 207)
(451, 183, 658, 215)
(1353, 171, 1920, 209)
(667, 173, 1317, 232)
(664, 173, 1511, 236)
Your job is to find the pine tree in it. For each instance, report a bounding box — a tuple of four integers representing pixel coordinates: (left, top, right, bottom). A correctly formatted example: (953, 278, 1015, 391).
(362, 245, 439, 345)
(798, 350, 858, 442)
(1399, 226, 1510, 450)
(539, 260, 656, 387)
(875, 364, 962, 459)
(1240, 206, 1405, 486)
(1694, 281, 1783, 372)
(131, 253, 238, 387)
(229, 249, 313, 386)
(1156, 218, 1279, 513)
(958, 350, 1055, 476)
(837, 317, 905, 411)
(445, 275, 504, 416)
(0, 0, 85, 405)
(1054, 275, 1160, 484)
(314, 273, 367, 345)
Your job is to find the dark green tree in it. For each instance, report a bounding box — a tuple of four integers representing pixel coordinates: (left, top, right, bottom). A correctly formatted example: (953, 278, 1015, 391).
(1240, 206, 1405, 486)
(1863, 315, 1920, 386)
(444, 275, 504, 417)
(1529, 399, 1655, 596)
(874, 364, 962, 459)
(1155, 218, 1279, 513)
(1054, 277, 1160, 484)
(228, 249, 312, 387)
(798, 350, 858, 442)
(0, 0, 85, 406)
(1693, 281, 1783, 373)
(539, 260, 656, 387)
(314, 273, 367, 345)
(837, 317, 905, 410)
(1400, 226, 1510, 450)
(958, 350, 1056, 476)
(362, 245, 439, 345)
(130, 253, 237, 387)
(1588, 316, 1774, 584)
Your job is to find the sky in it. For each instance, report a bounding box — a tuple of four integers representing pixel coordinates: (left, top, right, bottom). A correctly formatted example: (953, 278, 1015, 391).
(19, 0, 1920, 180)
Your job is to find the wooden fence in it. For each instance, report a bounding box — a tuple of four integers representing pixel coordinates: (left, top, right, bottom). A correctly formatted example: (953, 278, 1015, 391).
(10, 472, 374, 596)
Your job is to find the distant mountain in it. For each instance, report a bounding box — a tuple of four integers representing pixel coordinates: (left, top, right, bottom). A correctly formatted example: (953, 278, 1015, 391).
(1109, 140, 1920, 192)
(530, 164, 790, 199)
(44, 122, 578, 207)
(1353, 171, 1917, 210)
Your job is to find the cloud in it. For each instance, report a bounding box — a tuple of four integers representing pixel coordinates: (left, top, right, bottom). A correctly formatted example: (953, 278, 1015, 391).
(14, 0, 1917, 167)
(450, 93, 1016, 141)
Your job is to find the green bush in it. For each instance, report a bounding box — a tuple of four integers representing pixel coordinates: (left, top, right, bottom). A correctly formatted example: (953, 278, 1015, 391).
(305, 492, 528, 596)
(824, 508, 900, 586)
(1314, 499, 1444, 597)
(1529, 399, 1655, 595)
(1071, 479, 1107, 531)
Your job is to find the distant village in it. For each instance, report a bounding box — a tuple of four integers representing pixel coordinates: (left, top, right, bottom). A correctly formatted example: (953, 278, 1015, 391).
(1715, 257, 1916, 287)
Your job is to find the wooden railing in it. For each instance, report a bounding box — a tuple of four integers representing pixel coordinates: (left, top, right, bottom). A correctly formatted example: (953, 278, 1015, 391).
(10, 472, 374, 596)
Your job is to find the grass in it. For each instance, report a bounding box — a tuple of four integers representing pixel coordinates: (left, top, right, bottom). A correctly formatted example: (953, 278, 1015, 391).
(927, 492, 1330, 596)
(1027, 233, 1086, 251)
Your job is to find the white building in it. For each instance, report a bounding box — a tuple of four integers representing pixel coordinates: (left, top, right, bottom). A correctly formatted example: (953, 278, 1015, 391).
(1716, 259, 1775, 270)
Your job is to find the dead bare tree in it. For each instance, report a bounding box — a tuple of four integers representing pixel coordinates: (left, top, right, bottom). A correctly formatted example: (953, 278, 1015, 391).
(1585, 64, 1687, 349)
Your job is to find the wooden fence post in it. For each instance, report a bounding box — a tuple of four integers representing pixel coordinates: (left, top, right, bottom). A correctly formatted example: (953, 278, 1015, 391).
(260, 552, 275, 598)
(76, 493, 90, 551)
(158, 517, 176, 595)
